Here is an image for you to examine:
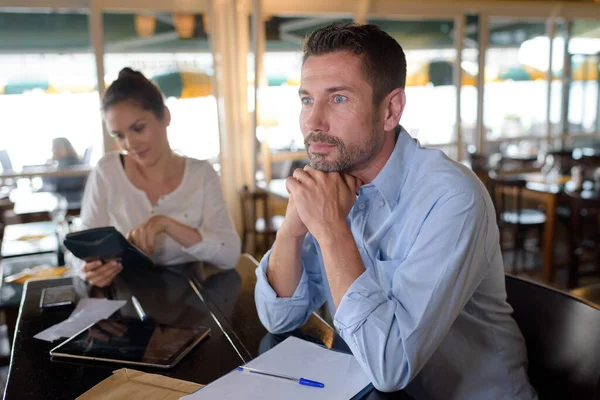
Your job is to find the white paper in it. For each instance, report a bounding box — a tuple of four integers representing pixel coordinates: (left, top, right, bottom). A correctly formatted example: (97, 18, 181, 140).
(182, 336, 371, 400)
(34, 298, 127, 342)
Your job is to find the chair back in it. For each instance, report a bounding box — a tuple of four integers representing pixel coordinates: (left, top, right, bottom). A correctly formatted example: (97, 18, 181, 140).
(82, 147, 93, 164)
(566, 190, 600, 288)
(0, 150, 13, 172)
(239, 185, 270, 234)
(488, 173, 527, 226)
(505, 274, 600, 400)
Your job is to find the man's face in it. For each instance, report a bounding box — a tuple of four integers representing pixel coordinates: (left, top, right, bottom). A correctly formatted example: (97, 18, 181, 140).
(299, 51, 383, 173)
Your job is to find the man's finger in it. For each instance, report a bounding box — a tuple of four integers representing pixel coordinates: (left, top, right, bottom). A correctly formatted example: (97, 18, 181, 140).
(285, 176, 301, 194)
(342, 174, 363, 194)
(292, 168, 314, 183)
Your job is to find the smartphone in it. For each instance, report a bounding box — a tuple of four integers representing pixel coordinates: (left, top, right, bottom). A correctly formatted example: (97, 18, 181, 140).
(40, 285, 76, 309)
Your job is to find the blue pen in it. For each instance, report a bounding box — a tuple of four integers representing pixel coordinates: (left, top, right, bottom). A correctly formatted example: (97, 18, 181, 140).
(236, 366, 325, 388)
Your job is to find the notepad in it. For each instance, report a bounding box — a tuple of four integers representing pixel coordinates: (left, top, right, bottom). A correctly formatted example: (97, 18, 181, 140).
(182, 336, 372, 400)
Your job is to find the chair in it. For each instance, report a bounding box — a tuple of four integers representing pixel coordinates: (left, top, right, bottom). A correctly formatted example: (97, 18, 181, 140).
(566, 190, 600, 288)
(239, 185, 284, 256)
(488, 173, 546, 274)
(0, 150, 14, 173)
(82, 147, 93, 165)
(505, 274, 600, 400)
(498, 154, 541, 173)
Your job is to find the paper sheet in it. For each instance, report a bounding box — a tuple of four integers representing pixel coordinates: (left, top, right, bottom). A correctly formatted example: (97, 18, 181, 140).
(34, 298, 127, 342)
(182, 336, 371, 400)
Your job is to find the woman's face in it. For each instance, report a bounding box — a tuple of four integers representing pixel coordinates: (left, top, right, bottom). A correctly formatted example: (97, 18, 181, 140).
(104, 101, 171, 168)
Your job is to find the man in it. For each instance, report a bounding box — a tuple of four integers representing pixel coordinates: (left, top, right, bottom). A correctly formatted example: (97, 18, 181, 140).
(254, 23, 537, 399)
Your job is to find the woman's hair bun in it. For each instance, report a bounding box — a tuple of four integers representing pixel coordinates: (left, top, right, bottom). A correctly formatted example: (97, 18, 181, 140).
(118, 67, 144, 80)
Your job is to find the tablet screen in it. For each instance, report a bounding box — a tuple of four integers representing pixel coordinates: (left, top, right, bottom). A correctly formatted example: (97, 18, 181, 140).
(50, 317, 210, 368)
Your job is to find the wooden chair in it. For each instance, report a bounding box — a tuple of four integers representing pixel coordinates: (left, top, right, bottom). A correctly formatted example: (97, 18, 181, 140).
(505, 274, 600, 400)
(239, 185, 284, 257)
(498, 154, 540, 173)
(566, 190, 600, 289)
(488, 173, 546, 274)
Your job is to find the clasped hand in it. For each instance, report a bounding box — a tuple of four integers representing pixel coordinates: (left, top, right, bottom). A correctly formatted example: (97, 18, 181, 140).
(282, 165, 362, 243)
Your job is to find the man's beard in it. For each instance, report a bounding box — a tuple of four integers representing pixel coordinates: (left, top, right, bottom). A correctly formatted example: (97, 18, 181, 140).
(304, 118, 382, 173)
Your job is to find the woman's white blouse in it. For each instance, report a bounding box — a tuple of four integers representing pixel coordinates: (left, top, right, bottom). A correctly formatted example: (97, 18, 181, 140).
(79, 152, 241, 268)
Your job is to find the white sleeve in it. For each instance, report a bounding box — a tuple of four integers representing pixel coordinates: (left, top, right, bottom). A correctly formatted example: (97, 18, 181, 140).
(80, 166, 111, 230)
(181, 167, 241, 269)
(68, 165, 111, 275)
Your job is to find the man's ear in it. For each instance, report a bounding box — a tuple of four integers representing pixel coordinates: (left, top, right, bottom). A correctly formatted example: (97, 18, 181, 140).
(382, 88, 406, 132)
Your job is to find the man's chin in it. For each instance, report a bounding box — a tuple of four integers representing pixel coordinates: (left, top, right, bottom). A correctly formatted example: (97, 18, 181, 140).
(309, 159, 343, 173)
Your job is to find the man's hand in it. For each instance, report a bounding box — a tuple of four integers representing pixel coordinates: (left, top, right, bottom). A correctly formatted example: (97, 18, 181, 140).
(127, 215, 169, 255)
(285, 165, 362, 243)
(279, 183, 309, 239)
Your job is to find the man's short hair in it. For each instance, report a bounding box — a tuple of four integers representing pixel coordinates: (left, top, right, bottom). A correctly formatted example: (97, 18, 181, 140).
(302, 23, 407, 105)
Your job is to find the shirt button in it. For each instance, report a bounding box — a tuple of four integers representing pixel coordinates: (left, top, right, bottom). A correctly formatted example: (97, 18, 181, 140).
(379, 201, 385, 207)
(358, 203, 366, 210)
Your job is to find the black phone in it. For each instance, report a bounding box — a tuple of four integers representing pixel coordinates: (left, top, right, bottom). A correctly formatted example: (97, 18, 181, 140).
(40, 285, 76, 309)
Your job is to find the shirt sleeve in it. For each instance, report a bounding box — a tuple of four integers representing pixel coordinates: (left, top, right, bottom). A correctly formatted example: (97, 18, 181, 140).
(181, 167, 241, 269)
(69, 165, 112, 275)
(333, 191, 495, 392)
(254, 234, 327, 334)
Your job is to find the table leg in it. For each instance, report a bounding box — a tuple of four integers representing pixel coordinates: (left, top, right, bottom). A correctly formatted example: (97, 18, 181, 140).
(542, 194, 557, 283)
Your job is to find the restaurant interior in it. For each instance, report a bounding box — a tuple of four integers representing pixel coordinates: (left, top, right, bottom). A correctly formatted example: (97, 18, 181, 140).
(0, 0, 600, 398)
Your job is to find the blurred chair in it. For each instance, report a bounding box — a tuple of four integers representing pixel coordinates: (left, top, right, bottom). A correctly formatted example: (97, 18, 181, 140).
(498, 155, 540, 173)
(488, 173, 546, 274)
(239, 185, 284, 257)
(505, 274, 600, 400)
(578, 153, 600, 183)
(0, 150, 14, 173)
(82, 147, 93, 165)
(543, 149, 576, 175)
(566, 190, 600, 289)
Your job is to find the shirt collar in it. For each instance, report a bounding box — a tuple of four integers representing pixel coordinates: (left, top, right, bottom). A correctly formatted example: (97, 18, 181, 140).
(365, 125, 416, 209)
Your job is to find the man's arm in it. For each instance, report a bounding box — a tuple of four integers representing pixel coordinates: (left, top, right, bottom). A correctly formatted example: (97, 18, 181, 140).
(254, 190, 327, 334)
(332, 191, 494, 392)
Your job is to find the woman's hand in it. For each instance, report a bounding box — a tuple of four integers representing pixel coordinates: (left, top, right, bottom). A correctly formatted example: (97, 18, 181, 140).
(82, 260, 123, 287)
(127, 215, 170, 255)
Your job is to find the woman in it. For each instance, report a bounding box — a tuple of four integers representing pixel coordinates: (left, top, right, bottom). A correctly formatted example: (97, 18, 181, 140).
(44, 137, 86, 192)
(78, 67, 240, 287)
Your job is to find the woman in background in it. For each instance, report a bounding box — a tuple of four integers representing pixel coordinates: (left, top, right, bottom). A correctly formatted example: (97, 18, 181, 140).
(78, 67, 240, 287)
(44, 137, 86, 192)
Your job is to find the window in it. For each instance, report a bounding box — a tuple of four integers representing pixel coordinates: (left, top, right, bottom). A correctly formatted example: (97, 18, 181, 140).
(0, 11, 102, 170)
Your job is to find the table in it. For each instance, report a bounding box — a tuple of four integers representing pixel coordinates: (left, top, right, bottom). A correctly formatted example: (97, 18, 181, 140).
(0, 165, 91, 180)
(4, 255, 411, 399)
(0, 253, 58, 345)
(10, 191, 82, 223)
(1, 221, 58, 259)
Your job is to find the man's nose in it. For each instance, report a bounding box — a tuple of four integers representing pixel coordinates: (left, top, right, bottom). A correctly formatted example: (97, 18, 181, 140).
(303, 103, 330, 134)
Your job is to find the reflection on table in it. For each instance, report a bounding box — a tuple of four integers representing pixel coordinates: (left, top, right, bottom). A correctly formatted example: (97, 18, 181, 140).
(4, 255, 408, 399)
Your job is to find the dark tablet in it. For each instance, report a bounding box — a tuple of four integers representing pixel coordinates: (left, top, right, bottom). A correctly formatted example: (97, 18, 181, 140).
(50, 317, 210, 369)
(63, 226, 154, 268)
